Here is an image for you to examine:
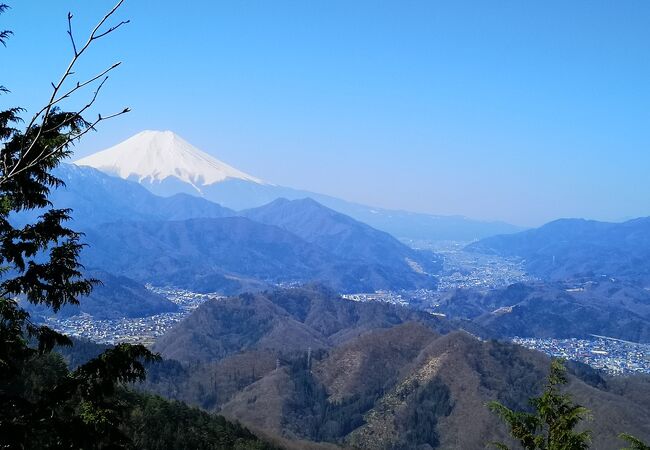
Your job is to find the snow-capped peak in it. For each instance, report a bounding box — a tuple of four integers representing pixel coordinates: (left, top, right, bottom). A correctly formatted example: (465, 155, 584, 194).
(74, 130, 263, 190)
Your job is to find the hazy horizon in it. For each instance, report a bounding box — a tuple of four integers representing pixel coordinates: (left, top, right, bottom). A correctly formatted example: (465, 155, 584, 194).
(4, 1, 650, 227)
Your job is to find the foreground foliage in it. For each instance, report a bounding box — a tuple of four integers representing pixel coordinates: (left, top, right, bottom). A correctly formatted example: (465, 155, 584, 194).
(124, 391, 275, 450)
(0, 2, 159, 447)
(489, 359, 649, 450)
(0, 3, 274, 449)
(619, 433, 650, 450)
(7, 351, 276, 449)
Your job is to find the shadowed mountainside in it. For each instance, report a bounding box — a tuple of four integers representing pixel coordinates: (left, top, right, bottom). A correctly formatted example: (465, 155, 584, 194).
(81, 217, 440, 295)
(432, 280, 650, 343)
(12, 164, 234, 230)
(467, 217, 650, 283)
(23, 270, 179, 320)
(241, 198, 441, 274)
(18, 165, 442, 295)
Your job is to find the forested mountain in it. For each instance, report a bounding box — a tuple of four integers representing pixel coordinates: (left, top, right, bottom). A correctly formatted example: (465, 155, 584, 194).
(431, 280, 650, 343)
(121, 392, 278, 450)
(241, 198, 441, 274)
(14, 348, 278, 450)
(467, 217, 650, 283)
(81, 217, 439, 294)
(142, 287, 650, 450)
(152, 285, 457, 362)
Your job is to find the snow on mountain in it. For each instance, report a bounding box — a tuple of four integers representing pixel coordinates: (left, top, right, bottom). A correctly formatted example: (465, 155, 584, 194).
(74, 130, 264, 194)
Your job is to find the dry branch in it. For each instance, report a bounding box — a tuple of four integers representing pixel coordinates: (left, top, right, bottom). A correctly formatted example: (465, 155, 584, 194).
(1, 0, 130, 185)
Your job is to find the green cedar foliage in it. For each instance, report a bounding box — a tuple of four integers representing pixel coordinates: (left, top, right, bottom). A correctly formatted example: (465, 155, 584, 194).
(123, 391, 276, 450)
(488, 359, 591, 450)
(5, 347, 277, 449)
(0, 3, 160, 448)
(488, 359, 650, 450)
(0, 5, 277, 448)
(619, 433, 650, 450)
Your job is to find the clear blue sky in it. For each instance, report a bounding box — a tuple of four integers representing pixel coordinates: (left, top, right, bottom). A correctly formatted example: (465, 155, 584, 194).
(2, 1, 649, 226)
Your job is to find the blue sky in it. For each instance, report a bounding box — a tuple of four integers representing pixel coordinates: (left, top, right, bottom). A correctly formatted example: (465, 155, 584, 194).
(2, 1, 649, 226)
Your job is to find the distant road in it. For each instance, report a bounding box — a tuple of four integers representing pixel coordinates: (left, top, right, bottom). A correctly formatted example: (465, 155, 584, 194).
(589, 334, 642, 345)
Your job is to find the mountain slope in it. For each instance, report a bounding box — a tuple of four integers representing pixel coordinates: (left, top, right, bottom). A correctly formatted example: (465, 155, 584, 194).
(467, 217, 650, 283)
(434, 280, 650, 343)
(24, 270, 179, 320)
(152, 285, 454, 363)
(11, 164, 234, 230)
(80, 218, 438, 294)
(241, 198, 441, 273)
(76, 130, 522, 241)
(20, 347, 278, 450)
(81, 217, 326, 293)
(197, 179, 524, 240)
(143, 287, 650, 450)
(75, 130, 263, 191)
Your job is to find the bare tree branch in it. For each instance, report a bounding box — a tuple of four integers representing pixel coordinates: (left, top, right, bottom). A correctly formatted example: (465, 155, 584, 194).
(66, 12, 78, 56)
(51, 62, 121, 106)
(23, 107, 129, 170)
(8, 84, 130, 181)
(44, 75, 110, 134)
(0, 30, 11, 47)
(2, 0, 129, 186)
(92, 19, 130, 40)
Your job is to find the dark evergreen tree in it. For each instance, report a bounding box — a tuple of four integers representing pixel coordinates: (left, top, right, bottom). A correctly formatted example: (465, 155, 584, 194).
(619, 433, 650, 450)
(488, 359, 591, 450)
(0, 2, 159, 448)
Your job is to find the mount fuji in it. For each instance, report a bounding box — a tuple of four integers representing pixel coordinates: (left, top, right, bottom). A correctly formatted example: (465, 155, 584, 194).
(75, 130, 265, 199)
(75, 130, 523, 241)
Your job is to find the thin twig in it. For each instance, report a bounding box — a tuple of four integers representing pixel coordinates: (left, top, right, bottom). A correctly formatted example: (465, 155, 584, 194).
(7, 107, 129, 180)
(92, 20, 129, 40)
(66, 13, 78, 56)
(2, 0, 129, 185)
(51, 63, 120, 109)
(43, 76, 109, 134)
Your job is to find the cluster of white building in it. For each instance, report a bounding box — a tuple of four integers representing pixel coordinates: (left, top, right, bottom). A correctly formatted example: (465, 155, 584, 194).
(513, 336, 650, 375)
(45, 286, 223, 346)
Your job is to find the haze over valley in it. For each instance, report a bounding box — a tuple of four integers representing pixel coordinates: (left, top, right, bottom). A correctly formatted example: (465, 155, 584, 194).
(23, 131, 648, 383)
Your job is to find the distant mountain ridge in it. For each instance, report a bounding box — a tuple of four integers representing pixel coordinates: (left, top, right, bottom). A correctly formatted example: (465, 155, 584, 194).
(24, 270, 178, 320)
(80, 214, 440, 294)
(15, 164, 441, 294)
(11, 164, 234, 230)
(75, 130, 523, 241)
(241, 198, 441, 274)
(467, 217, 650, 283)
(433, 279, 650, 343)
